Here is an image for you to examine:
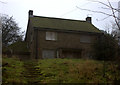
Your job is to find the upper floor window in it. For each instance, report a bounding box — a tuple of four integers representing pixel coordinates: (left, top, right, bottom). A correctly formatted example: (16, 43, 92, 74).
(46, 32, 57, 41)
(80, 35, 91, 43)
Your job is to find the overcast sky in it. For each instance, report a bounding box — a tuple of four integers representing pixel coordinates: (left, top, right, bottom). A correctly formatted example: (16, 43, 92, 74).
(0, 0, 119, 32)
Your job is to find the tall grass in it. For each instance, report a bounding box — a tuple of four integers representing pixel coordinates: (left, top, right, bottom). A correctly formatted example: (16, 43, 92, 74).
(2, 57, 27, 84)
(2, 57, 120, 84)
(36, 59, 120, 83)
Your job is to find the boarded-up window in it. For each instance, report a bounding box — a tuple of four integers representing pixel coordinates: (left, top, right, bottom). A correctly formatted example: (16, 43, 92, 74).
(42, 50, 55, 59)
(46, 32, 57, 40)
(80, 36, 91, 43)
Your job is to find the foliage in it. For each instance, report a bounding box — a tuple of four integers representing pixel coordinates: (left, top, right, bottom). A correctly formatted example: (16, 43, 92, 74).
(93, 33, 118, 61)
(2, 57, 120, 84)
(110, 22, 120, 46)
(32, 59, 120, 83)
(2, 57, 27, 84)
(1, 15, 24, 46)
(7, 41, 29, 53)
(35, 59, 104, 83)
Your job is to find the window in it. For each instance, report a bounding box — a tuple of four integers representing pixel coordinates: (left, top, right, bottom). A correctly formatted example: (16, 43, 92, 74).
(80, 36, 91, 43)
(42, 50, 55, 59)
(46, 32, 57, 41)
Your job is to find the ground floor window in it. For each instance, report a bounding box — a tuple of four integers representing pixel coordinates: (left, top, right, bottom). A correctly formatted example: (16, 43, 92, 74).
(42, 50, 55, 59)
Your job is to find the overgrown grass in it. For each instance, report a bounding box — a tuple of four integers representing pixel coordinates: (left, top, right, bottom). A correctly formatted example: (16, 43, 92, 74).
(2, 57, 27, 84)
(35, 59, 120, 83)
(2, 57, 120, 84)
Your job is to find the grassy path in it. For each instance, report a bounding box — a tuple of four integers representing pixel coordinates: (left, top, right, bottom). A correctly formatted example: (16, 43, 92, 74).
(23, 60, 42, 84)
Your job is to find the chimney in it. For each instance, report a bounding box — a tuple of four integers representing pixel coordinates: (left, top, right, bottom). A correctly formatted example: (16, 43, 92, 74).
(28, 10, 33, 17)
(86, 17, 92, 23)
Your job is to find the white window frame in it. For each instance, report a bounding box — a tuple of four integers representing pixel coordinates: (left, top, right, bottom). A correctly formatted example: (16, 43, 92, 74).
(46, 32, 57, 41)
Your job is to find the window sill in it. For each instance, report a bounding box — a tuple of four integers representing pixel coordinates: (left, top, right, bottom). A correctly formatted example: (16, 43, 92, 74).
(45, 40, 57, 42)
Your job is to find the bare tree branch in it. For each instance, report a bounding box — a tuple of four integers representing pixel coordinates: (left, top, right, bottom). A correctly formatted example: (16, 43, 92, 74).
(107, 0, 120, 30)
(89, 0, 120, 12)
(76, 6, 113, 16)
(98, 16, 110, 21)
(88, 0, 120, 12)
(77, 0, 120, 30)
(100, 7, 111, 10)
(99, 7, 120, 14)
(76, 6, 120, 21)
(0, 1, 7, 4)
(87, 0, 111, 8)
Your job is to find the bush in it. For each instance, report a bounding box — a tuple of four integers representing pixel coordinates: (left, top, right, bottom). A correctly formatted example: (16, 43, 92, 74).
(93, 34, 118, 61)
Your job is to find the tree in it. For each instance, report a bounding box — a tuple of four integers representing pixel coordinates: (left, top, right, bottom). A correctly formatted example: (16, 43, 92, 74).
(76, 0, 120, 30)
(93, 33, 118, 61)
(1, 15, 24, 46)
(111, 22, 120, 45)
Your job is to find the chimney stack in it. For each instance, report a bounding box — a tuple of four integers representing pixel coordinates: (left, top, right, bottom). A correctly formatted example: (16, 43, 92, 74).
(86, 17, 92, 23)
(29, 10, 33, 17)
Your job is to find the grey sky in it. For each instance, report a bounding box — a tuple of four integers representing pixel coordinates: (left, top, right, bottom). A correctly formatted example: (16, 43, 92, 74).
(0, 0, 119, 32)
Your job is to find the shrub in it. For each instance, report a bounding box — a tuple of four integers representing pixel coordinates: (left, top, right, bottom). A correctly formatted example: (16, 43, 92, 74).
(93, 34, 118, 61)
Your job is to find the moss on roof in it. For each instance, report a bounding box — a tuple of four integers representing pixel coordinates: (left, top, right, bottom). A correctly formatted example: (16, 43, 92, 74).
(30, 16, 101, 33)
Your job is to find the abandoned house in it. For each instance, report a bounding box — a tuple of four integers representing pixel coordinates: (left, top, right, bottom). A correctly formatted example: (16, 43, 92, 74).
(25, 10, 102, 59)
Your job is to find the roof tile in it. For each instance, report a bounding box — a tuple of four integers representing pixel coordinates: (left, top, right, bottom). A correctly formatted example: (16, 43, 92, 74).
(30, 16, 101, 33)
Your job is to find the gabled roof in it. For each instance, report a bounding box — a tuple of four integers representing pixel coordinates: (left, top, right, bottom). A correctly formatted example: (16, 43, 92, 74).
(29, 16, 101, 33)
